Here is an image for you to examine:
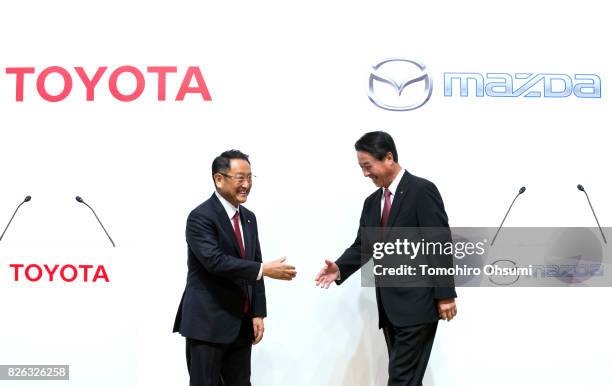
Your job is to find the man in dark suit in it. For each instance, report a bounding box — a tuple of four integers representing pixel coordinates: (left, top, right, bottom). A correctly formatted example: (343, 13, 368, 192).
(174, 149, 297, 386)
(315, 131, 457, 386)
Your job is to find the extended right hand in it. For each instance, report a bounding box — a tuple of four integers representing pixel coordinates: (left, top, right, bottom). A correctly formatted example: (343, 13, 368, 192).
(315, 259, 339, 289)
(262, 257, 297, 280)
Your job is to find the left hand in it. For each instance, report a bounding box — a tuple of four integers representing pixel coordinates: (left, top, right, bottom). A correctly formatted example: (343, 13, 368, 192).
(252, 317, 264, 345)
(437, 298, 457, 321)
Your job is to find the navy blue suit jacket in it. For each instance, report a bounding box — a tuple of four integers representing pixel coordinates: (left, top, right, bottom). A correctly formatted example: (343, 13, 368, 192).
(173, 193, 267, 343)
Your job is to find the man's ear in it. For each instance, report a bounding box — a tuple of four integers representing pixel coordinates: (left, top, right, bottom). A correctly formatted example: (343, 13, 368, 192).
(386, 152, 395, 164)
(213, 173, 223, 189)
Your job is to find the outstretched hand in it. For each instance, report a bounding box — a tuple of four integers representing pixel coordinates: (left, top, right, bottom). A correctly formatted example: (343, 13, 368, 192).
(315, 259, 339, 289)
(262, 257, 297, 280)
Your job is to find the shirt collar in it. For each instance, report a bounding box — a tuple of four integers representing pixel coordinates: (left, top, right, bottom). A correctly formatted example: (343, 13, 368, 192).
(385, 169, 406, 196)
(215, 191, 240, 220)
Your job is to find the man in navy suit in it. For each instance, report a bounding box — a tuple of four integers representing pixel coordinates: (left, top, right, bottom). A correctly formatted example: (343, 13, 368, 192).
(315, 132, 457, 386)
(174, 149, 297, 386)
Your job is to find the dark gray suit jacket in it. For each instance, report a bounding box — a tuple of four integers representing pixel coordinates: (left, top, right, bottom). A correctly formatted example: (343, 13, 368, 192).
(336, 171, 456, 328)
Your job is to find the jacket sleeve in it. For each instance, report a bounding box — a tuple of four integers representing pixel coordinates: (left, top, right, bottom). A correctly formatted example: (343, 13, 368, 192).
(186, 210, 261, 281)
(252, 216, 267, 317)
(335, 198, 370, 285)
(416, 181, 457, 299)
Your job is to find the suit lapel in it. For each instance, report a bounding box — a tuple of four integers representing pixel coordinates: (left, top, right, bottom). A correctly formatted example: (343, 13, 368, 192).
(386, 171, 411, 227)
(210, 193, 243, 258)
(367, 188, 383, 227)
(240, 211, 254, 260)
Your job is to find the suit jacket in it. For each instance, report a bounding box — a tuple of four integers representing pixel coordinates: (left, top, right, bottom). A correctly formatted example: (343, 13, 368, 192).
(173, 193, 267, 344)
(336, 171, 456, 328)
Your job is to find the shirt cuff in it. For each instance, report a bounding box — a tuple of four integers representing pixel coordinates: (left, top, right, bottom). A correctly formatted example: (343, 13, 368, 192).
(257, 263, 263, 280)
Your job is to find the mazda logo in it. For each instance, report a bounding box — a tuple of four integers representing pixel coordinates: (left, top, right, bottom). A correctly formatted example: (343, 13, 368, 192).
(368, 58, 433, 111)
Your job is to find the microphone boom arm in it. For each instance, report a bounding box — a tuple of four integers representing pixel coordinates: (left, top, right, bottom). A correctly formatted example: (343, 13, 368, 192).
(0, 196, 31, 243)
(580, 187, 607, 244)
(491, 187, 525, 246)
(76, 197, 116, 248)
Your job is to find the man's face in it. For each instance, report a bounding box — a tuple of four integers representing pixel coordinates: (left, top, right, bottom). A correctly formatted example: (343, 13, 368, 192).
(357, 151, 395, 188)
(214, 159, 252, 207)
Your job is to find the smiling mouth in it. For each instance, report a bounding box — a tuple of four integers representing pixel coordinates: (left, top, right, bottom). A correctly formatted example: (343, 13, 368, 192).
(370, 177, 382, 186)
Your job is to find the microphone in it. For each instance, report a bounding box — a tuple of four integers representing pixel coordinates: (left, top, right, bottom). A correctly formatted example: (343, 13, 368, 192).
(577, 184, 607, 244)
(75, 196, 116, 247)
(491, 187, 526, 246)
(0, 195, 32, 243)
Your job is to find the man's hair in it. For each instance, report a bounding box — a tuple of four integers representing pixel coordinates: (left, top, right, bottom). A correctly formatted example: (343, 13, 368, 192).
(354, 131, 398, 162)
(212, 149, 250, 178)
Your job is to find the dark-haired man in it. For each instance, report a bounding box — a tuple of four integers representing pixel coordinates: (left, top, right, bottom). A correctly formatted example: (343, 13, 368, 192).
(174, 150, 297, 386)
(315, 132, 457, 386)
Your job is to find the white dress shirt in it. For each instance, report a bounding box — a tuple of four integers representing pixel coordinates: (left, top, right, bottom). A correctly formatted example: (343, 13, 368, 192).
(215, 191, 263, 280)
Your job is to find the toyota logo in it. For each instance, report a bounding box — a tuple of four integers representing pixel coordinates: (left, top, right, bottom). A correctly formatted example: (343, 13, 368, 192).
(368, 58, 433, 111)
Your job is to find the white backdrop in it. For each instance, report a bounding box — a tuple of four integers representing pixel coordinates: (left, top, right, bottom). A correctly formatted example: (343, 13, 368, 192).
(1, 1, 611, 385)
